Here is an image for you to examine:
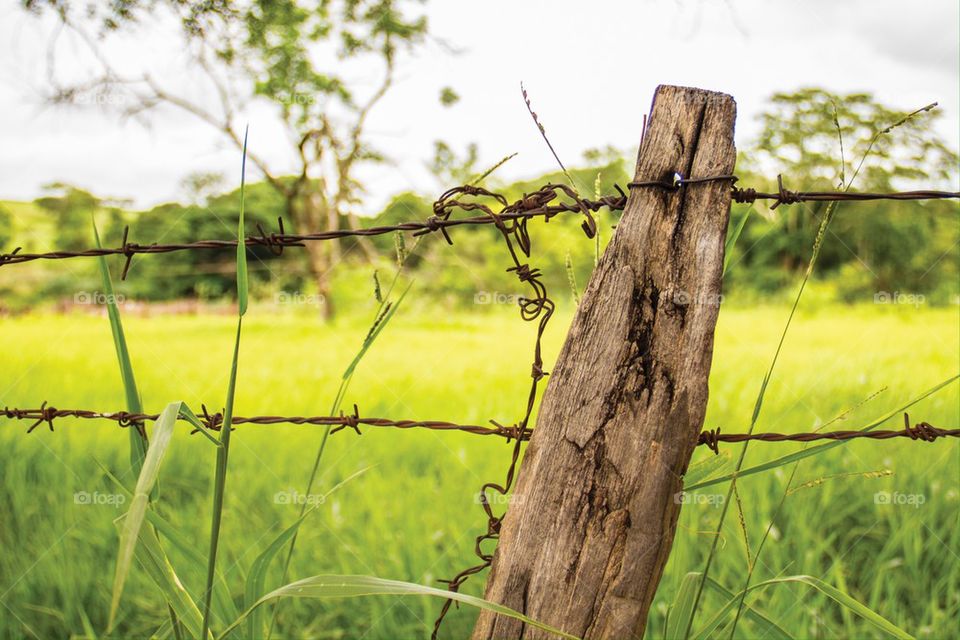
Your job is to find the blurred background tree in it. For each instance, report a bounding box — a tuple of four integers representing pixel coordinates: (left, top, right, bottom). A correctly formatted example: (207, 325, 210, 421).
(727, 88, 959, 303)
(23, 0, 430, 318)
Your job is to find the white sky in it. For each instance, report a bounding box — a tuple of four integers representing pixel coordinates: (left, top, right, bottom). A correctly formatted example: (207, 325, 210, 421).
(1, 0, 957, 211)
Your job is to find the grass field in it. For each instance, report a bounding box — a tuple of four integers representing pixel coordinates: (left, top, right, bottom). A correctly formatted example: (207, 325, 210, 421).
(0, 302, 957, 639)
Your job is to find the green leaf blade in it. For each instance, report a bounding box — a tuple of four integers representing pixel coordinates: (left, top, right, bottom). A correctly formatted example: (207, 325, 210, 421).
(237, 126, 249, 317)
(109, 401, 181, 629)
(92, 218, 148, 477)
(222, 575, 579, 640)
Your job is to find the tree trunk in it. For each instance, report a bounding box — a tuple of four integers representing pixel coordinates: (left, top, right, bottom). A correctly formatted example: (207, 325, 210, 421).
(293, 190, 336, 321)
(303, 241, 335, 321)
(471, 85, 737, 639)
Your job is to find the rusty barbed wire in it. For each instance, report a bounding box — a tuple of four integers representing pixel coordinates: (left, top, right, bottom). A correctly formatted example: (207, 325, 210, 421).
(696, 413, 958, 453)
(0, 185, 623, 277)
(626, 173, 960, 209)
(1, 404, 526, 439)
(1, 176, 957, 276)
(730, 175, 960, 209)
(427, 182, 577, 638)
(5, 405, 955, 450)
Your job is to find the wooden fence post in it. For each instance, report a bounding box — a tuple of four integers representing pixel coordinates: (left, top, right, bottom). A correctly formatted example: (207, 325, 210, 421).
(471, 85, 737, 639)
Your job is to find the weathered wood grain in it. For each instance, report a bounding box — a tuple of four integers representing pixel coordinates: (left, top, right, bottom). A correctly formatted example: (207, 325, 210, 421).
(471, 85, 737, 640)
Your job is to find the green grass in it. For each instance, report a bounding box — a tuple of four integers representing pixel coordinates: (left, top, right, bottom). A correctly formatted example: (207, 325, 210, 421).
(0, 303, 957, 639)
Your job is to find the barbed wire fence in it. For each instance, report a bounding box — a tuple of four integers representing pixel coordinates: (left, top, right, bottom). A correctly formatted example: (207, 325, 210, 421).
(4, 404, 956, 449)
(1, 176, 958, 637)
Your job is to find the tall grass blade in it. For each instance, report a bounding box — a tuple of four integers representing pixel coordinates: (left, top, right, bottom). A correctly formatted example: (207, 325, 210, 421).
(468, 152, 518, 186)
(92, 219, 148, 478)
(245, 510, 318, 639)
(98, 459, 240, 629)
(180, 403, 225, 447)
(109, 401, 180, 629)
(236, 127, 249, 317)
(683, 450, 731, 487)
(727, 575, 914, 640)
(665, 572, 701, 640)
(565, 252, 580, 305)
(245, 466, 370, 638)
(722, 207, 752, 276)
(222, 575, 580, 640)
(202, 312, 242, 638)
(131, 520, 207, 638)
(202, 125, 249, 638)
(786, 469, 892, 495)
(342, 283, 412, 381)
(691, 575, 793, 640)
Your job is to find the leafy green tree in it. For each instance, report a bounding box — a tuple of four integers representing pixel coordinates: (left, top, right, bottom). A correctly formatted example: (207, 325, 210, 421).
(747, 88, 957, 190)
(731, 88, 958, 298)
(24, 0, 430, 318)
(119, 182, 293, 300)
(33, 183, 126, 252)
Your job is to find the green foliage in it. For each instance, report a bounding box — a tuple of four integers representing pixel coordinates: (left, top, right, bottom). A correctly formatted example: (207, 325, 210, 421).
(746, 88, 957, 189)
(439, 86, 460, 107)
(115, 182, 293, 301)
(87, 0, 429, 132)
(35, 183, 125, 252)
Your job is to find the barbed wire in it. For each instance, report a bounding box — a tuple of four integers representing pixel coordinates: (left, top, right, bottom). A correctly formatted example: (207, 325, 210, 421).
(5, 405, 955, 449)
(1, 403, 526, 439)
(626, 173, 960, 209)
(1, 176, 956, 278)
(424, 183, 567, 637)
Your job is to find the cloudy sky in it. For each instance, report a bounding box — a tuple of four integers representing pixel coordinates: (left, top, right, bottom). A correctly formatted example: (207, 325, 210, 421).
(1, 0, 957, 211)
